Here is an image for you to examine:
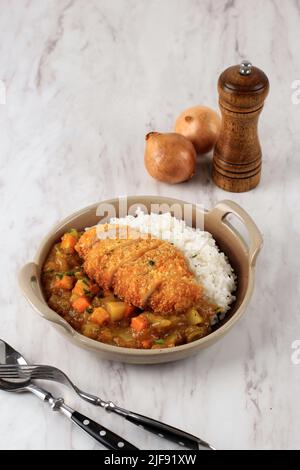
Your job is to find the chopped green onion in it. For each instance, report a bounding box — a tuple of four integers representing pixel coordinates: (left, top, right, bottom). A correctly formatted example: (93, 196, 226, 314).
(55, 270, 76, 279)
(154, 339, 165, 345)
(82, 278, 90, 286)
(84, 289, 91, 296)
(68, 228, 78, 237)
(86, 307, 93, 314)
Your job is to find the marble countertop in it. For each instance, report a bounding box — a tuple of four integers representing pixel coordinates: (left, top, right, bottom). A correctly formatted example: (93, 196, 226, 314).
(1, 0, 300, 450)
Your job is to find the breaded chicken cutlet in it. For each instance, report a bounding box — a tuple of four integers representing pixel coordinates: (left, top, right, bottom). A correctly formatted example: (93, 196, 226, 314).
(75, 224, 203, 314)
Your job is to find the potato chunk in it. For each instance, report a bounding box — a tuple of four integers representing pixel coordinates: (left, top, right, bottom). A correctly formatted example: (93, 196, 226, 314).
(186, 307, 204, 325)
(105, 301, 126, 321)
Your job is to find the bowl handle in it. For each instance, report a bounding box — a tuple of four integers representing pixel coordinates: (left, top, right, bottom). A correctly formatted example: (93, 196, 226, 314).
(210, 200, 263, 267)
(18, 262, 74, 333)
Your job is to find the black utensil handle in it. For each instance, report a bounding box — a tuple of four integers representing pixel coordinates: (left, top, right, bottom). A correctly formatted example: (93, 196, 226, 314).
(113, 407, 210, 450)
(71, 411, 138, 450)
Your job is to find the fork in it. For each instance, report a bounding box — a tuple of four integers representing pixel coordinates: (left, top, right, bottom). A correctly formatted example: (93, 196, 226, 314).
(0, 364, 214, 450)
(0, 376, 138, 450)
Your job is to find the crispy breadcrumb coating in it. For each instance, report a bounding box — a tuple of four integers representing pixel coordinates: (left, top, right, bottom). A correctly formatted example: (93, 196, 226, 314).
(75, 225, 203, 314)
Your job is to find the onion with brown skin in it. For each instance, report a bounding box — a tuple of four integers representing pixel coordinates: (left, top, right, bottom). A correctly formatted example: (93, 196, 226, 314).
(175, 106, 221, 154)
(144, 132, 196, 184)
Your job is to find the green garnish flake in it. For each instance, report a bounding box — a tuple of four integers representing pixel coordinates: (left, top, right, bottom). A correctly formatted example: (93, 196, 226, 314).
(56, 270, 75, 279)
(84, 288, 91, 296)
(86, 307, 93, 314)
(148, 260, 155, 266)
(154, 339, 165, 345)
(191, 254, 198, 259)
(68, 228, 78, 237)
(82, 278, 90, 286)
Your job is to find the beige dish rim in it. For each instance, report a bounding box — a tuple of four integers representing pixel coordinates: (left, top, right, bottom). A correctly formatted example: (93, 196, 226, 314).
(19, 196, 262, 361)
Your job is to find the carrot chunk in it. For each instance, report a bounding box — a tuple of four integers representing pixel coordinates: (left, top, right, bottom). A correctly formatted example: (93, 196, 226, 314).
(54, 275, 74, 290)
(72, 280, 85, 296)
(141, 339, 153, 349)
(131, 315, 148, 333)
(73, 279, 99, 297)
(90, 307, 110, 326)
(61, 233, 77, 254)
(72, 296, 91, 313)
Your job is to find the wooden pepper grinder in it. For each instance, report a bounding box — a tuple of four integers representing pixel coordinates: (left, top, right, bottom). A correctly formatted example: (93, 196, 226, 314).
(212, 61, 269, 192)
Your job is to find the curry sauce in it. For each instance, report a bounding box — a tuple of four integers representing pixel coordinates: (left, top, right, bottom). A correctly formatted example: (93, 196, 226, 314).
(42, 229, 213, 349)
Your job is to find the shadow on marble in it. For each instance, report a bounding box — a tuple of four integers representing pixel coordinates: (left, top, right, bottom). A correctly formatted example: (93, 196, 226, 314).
(192, 154, 213, 188)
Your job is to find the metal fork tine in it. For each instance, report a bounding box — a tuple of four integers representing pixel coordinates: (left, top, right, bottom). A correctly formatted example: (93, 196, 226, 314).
(0, 364, 52, 370)
(0, 372, 56, 382)
(0, 365, 53, 373)
(0, 369, 32, 376)
(0, 367, 37, 374)
(0, 367, 50, 374)
(0, 369, 53, 377)
(0, 364, 75, 396)
(0, 375, 27, 379)
(0, 365, 36, 370)
(0, 365, 57, 380)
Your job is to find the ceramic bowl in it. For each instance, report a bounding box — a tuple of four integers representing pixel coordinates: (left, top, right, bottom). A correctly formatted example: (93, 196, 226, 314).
(19, 196, 262, 364)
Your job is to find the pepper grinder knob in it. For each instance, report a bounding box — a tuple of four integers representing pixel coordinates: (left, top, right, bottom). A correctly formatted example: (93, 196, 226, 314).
(212, 61, 269, 192)
(239, 60, 252, 75)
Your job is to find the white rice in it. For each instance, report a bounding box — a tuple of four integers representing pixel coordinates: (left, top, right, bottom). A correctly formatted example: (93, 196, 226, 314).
(110, 209, 236, 322)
